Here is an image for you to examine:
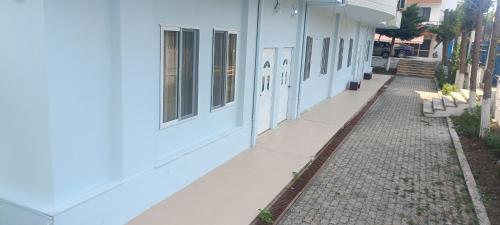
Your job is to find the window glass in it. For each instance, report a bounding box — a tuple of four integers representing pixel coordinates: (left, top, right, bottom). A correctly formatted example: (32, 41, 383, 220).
(303, 36, 313, 80)
(337, 38, 344, 70)
(212, 31, 238, 109)
(320, 37, 331, 74)
(161, 28, 199, 125)
(347, 38, 353, 67)
(226, 33, 237, 103)
(212, 31, 226, 108)
(163, 30, 179, 123)
(418, 7, 431, 22)
(180, 30, 198, 118)
(366, 40, 371, 61)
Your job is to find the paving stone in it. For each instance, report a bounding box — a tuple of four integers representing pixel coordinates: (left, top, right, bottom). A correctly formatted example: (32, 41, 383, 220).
(432, 98, 445, 111)
(278, 77, 476, 225)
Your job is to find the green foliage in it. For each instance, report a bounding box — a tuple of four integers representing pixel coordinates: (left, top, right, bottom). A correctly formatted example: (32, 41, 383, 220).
(376, 4, 424, 41)
(258, 209, 274, 224)
(496, 166, 500, 178)
(452, 106, 481, 137)
(442, 83, 458, 95)
(485, 131, 500, 151)
(436, 66, 454, 88)
(428, 9, 461, 43)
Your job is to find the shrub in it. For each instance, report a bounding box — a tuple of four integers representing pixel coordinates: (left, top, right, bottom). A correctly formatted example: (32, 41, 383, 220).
(452, 106, 481, 137)
(436, 66, 446, 88)
(485, 132, 500, 151)
(441, 83, 458, 95)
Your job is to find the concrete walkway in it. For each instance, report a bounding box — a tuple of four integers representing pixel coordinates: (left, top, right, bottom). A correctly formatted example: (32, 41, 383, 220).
(278, 77, 476, 225)
(126, 75, 391, 225)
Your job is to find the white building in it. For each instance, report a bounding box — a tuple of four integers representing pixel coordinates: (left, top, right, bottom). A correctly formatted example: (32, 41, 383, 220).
(0, 0, 401, 225)
(405, 0, 460, 58)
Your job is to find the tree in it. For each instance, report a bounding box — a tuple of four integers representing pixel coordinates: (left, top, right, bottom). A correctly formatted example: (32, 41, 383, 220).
(429, 9, 461, 65)
(468, 0, 492, 108)
(480, 1, 500, 139)
(456, 2, 476, 89)
(376, 4, 424, 64)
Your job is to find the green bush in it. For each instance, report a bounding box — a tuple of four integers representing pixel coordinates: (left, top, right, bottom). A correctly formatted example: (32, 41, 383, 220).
(452, 106, 481, 137)
(441, 83, 458, 95)
(485, 132, 500, 152)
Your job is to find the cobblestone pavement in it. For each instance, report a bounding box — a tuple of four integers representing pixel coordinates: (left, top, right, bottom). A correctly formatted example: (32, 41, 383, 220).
(278, 77, 477, 225)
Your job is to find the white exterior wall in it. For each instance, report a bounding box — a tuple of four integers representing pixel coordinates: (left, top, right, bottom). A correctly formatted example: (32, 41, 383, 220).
(0, 1, 398, 225)
(0, 0, 53, 212)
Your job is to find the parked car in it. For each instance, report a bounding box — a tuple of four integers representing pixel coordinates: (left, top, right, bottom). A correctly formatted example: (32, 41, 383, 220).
(373, 41, 391, 58)
(394, 44, 414, 58)
(373, 41, 414, 58)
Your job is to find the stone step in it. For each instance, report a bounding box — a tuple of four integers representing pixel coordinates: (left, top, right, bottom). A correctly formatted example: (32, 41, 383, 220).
(432, 98, 445, 111)
(442, 95, 456, 108)
(451, 92, 467, 104)
(423, 100, 433, 114)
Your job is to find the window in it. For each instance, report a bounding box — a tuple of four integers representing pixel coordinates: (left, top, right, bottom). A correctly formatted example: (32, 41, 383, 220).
(303, 36, 313, 80)
(366, 40, 371, 61)
(418, 7, 431, 22)
(212, 30, 238, 109)
(320, 37, 331, 75)
(337, 38, 344, 70)
(161, 27, 199, 125)
(347, 38, 353, 67)
(398, 0, 406, 9)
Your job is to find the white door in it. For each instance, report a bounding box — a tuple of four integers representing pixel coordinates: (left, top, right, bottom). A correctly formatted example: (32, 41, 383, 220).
(258, 49, 275, 134)
(278, 48, 293, 123)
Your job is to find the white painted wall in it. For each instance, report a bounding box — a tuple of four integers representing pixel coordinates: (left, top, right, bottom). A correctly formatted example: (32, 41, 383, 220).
(0, 0, 54, 211)
(300, 5, 336, 112)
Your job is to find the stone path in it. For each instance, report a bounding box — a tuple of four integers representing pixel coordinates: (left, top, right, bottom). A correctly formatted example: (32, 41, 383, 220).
(278, 77, 477, 225)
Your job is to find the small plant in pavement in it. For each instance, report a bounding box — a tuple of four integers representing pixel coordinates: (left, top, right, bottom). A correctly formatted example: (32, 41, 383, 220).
(258, 208, 274, 224)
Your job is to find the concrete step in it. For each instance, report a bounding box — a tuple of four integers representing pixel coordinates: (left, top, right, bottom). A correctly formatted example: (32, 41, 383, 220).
(451, 92, 467, 104)
(442, 94, 456, 108)
(432, 98, 445, 111)
(423, 100, 433, 114)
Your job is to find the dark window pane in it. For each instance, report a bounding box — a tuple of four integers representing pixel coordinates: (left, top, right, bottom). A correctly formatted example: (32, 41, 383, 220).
(212, 31, 226, 108)
(347, 39, 353, 67)
(338, 38, 344, 70)
(303, 36, 313, 80)
(163, 30, 179, 123)
(321, 38, 330, 74)
(418, 7, 431, 22)
(226, 33, 237, 103)
(366, 40, 371, 61)
(180, 29, 198, 118)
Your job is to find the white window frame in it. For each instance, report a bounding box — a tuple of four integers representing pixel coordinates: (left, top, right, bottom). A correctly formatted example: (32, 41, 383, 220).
(159, 25, 200, 129)
(211, 29, 239, 111)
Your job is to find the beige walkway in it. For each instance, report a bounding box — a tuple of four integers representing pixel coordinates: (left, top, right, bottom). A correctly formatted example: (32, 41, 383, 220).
(127, 75, 391, 225)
